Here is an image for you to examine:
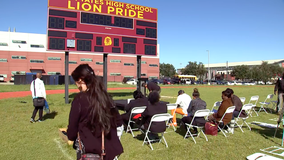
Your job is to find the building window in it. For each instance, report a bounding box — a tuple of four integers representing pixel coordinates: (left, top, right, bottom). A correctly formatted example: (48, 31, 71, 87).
(0, 59, 7, 62)
(11, 71, 25, 75)
(81, 58, 92, 62)
(12, 40, 27, 44)
(96, 62, 103, 65)
(114, 38, 119, 46)
(47, 72, 61, 75)
(48, 57, 61, 60)
(30, 44, 44, 48)
(149, 76, 158, 79)
(110, 59, 121, 63)
(141, 73, 147, 76)
(141, 61, 147, 64)
(96, 37, 102, 45)
(149, 64, 158, 67)
(12, 55, 26, 59)
(30, 59, 44, 63)
(110, 73, 121, 76)
(0, 42, 8, 46)
(124, 63, 134, 66)
(69, 61, 77, 64)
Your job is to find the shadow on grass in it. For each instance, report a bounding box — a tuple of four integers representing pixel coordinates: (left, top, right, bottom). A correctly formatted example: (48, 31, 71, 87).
(43, 111, 58, 120)
(251, 126, 283, 146)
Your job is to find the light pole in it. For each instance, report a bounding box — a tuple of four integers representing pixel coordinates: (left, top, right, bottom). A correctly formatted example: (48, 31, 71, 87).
(207, 50, 210, 85)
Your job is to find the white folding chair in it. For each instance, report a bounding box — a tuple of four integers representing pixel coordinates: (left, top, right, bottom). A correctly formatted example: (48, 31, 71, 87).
(247, 95, 259, 116)
(114, 125, 124, 160)
(217, 106, 236, 137)
(184, 109, 211, 144)
(235, 104, 253, 132)
(258, 94, 274, 114)
(127, 98, 134, 104)
(142, 113, 172, 150)
(211, 101, 221, 113)
(126, 106, 146, 137)
(166, 103, 178, 131)
(239, 97, 246, 104)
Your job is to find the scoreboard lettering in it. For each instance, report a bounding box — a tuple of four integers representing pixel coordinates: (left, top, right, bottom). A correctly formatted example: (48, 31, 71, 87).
(47, 0, 158, 56)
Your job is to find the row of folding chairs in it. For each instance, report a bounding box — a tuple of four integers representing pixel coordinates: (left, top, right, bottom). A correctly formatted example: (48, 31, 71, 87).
(124, 94, 276, 150)
(125, 104, 250, 149)
(211, 94, 276, 117)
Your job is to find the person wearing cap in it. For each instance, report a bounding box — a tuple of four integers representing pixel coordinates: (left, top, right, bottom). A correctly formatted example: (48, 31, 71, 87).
(170, 90, 192, 126)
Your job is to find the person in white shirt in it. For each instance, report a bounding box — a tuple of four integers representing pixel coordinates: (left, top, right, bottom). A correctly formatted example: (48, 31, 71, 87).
(170, 90, 192, 126)
(30, 73, 46, 123)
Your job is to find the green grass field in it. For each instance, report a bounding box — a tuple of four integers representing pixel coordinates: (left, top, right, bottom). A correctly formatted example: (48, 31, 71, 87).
(0, 84, 283, 160)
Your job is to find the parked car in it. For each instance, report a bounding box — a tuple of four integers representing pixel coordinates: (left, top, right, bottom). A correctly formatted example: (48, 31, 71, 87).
(185, 79, 191, 85)
(171, 77, 180, 84)
(10, 76, 14, 82)
(0, 75, 4, 82)
(266, 81, 273, 85)
(216, 80, 227, 85)
(150, 79, 163, 84)
(126, 79, 137, 85)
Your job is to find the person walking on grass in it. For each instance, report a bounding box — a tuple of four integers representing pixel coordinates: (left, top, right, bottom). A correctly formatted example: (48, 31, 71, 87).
(30, 73, 46, 123)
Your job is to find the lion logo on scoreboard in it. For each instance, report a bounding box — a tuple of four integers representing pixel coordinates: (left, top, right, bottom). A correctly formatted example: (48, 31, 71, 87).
(104, 36, 112, 46)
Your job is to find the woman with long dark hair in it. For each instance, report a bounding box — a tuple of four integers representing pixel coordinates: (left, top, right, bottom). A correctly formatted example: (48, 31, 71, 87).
(67, 64, 123, 160)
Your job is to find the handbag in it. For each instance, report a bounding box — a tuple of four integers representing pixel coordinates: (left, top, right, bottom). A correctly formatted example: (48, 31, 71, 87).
(204, 122, 218, 136)
(78, 131, 106, 160)
(33, 80, 45, 107)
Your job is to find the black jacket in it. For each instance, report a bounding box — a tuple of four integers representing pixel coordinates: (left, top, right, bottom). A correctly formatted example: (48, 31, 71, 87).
(147, 82, 161, 92)
(67, 92, 123, 160)
(275, 78, 284, 94)
(122, 97, 149, 120)
(141, 101, 167, 133)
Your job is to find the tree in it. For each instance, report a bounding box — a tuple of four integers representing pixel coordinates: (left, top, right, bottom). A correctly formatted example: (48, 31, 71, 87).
(159, 63, 176, 78)
(231, 65, 250, 81)
(181, 61, 206, 80)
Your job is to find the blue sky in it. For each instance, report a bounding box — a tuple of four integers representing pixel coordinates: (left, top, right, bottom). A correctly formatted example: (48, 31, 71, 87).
(0, 0, 283, 69)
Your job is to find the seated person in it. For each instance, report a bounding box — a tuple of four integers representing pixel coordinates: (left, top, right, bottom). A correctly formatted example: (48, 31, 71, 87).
(208, 90, 233, 128)
(181, 88, 206, 134)
(225, 88, 246, 118)
(140, 91, 167, 134)
(171, 90, 192, 126)
(121, 90, 149, 127)
(143, 81, 161, 94)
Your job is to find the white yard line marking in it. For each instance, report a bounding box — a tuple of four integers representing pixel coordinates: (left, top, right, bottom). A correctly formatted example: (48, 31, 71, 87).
(54, 138, 73, 160)
(161, 96, 176, 98)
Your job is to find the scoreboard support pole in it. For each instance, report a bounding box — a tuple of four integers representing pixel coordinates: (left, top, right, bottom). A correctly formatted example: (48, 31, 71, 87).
(137, 55, 141, 91)
(65, 51, 69, 104)
(103, 53, 108, 89)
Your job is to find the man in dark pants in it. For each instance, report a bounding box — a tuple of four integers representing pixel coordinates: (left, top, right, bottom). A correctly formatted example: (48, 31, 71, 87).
(30, 73, 46, 123)
(275, 73, 284, 123)
(143, 81, 161, 94)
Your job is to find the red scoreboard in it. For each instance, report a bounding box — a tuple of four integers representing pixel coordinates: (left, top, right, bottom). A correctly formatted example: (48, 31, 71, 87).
(47, 0, 158, 56)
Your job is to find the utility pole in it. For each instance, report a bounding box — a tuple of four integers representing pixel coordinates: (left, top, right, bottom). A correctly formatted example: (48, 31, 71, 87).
(207, 50, 210, 85)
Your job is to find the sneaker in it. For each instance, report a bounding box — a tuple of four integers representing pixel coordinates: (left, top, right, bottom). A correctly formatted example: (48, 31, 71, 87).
(30, 118, 36, 123)
(37, 119, 44, 122)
